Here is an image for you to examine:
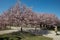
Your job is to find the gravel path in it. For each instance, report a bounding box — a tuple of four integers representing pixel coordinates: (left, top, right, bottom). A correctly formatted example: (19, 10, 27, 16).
(0, 30, 19, 35)
(0, 27, 35, 35)
(43, 31, 60, 40)
(0, 27, 37, 35)
(0, 27, 60, 40)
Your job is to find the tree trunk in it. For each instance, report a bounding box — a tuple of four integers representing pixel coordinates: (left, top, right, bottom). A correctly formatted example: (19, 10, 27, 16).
(45, 25, 47, 30)
(54, 25, 58, 35)
(39, 24, 41, 30)
(34, 26, 36, 32)
(21, 27, 23, 32)
(42, 24, 44, 29)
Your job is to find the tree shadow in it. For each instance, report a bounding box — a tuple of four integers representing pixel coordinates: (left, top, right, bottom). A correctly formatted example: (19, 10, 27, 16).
(56, 33, 60, 35)
(27, 29, 50, 36)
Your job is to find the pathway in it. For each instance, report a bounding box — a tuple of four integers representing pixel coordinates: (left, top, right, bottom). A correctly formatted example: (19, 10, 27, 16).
(0, 27, 60, 40)
(0, 30, 19, 35)
(43, 31, 60, 40)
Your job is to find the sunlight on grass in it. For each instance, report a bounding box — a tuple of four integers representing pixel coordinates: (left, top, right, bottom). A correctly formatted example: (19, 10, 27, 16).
(0, 31, 53, 40)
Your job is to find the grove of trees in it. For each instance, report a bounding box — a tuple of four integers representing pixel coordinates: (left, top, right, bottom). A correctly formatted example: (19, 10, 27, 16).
(0, 0, 60, 32)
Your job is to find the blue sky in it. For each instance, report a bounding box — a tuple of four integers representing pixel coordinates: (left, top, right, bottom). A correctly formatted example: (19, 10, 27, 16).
(0, 0, 60, 19)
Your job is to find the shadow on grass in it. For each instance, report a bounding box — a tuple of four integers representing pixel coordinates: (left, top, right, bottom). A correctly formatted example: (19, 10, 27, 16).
(0, 29, 52, 40)
(0, 31, 36, 40)
(27, 29, 50, 35)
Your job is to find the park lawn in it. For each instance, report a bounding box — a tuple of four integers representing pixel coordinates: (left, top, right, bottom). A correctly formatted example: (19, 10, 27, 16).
(21, 36, 53, 40)
(0, 31, 53, 40)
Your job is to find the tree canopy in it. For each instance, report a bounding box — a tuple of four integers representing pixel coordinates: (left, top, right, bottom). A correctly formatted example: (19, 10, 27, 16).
(0, 1, 60, 29)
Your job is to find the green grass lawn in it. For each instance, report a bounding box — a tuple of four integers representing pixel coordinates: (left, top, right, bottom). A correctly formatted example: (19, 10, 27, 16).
(21, 36, 53, 40)
(0, 31, 53, 40)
